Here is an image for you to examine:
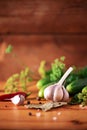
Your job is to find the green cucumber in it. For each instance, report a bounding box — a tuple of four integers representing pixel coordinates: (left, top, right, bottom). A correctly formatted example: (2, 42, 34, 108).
(36, 77, 51, 89)
(66, 78, 87, 95)
(38, 86, 46, 98)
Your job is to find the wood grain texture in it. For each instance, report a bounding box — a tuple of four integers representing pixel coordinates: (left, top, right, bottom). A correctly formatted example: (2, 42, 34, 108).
(0, 0, 87, 80)
(0, 0, 87, 34)
(0, 81, 87, 130)
(0, 35, 87, 80)
(0, 1, 86, 129)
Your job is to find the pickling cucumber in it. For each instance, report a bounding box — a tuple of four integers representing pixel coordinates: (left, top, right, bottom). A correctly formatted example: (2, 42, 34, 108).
(36, 77, 51, 89)
(66, 78, 87, 95)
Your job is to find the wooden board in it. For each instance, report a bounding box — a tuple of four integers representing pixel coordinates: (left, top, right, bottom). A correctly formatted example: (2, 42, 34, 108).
(0, 0, 87, 34)
(0, 81, 87, 130)
(0, 35, 87, 80)
(0, 1, 87, 129)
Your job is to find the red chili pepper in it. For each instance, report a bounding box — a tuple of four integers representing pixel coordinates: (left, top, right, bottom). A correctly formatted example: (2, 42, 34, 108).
(0, 92, 31, 101)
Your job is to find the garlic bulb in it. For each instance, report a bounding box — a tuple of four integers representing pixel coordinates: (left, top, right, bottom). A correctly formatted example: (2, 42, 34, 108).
(11, 95, 25, 105)
(44, 85, 56, 100)
(44, 67, 73, 102)
(53, 85, 63, 101)
(62, 86, 69, 101)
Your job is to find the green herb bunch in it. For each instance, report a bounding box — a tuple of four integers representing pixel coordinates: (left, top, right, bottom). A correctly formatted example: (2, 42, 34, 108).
(4, 67, 33, 93)
(37, 56, 66, 89)
(50, 57, 65, 82)
(69, 86, 87, 106)
(4, 44, 33, 94)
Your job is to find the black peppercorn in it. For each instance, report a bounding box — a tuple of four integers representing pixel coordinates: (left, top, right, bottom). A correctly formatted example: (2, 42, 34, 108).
(27, 100, 30, 105)
(36, 97, 41, 101)
(28, 112, 32, 116)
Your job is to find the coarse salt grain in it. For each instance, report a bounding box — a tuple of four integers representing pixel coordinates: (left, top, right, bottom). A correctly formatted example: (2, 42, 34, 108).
(36, 112, 41, 117)
(57, 112, 61, 116)
(52, 116, 57, 121)
(37, 109, 40, 111)
(79, 105, 87, 109)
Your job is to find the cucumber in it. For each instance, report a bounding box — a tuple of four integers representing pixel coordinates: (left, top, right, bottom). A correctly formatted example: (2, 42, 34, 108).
(38, 86, 46, 98)
(36, 77, 50, 89)
(66, 78, 87, 95)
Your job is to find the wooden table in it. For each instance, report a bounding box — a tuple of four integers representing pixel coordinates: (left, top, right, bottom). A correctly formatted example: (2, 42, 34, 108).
(0, 81, 87, 130)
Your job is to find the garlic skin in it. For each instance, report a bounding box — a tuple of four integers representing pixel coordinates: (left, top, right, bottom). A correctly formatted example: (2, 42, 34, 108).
(53, 85, 63, 102)
(44, 67, 73, 102)
(11, 95, 25, 105)
(44, 85, 56, 100)
(62, 86, 69, 101)
(44, 85, 68, 102)
(44, 85, 69, 102)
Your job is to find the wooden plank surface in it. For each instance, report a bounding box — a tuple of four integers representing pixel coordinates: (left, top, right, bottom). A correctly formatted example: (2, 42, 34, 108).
(0, 1, 87, 128)
(0, 0, 87, 34)
(0, 81, 87, 130)
(0, 35, 87, 80)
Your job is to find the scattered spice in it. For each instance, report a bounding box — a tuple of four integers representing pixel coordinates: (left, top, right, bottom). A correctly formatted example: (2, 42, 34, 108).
(57, 112, 61, 116)
(36, 112, 41, 117)
(52, 116, 57, 121)
(39, 102, 42, 104)
(5, 105, 8, 108)
(28, 112, 32, 116)
(27, 100, 31, 105)
(25, 101, 67, 111)
(37, 109, 40, 111)
(36, 97, 41, 101)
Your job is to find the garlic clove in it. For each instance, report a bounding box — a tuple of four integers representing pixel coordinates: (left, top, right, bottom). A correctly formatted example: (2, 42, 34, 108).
(53, 85, 63, 102)
(11, 95, 25, 105)
(62, 86, 69, 102)
(44, 85, 56, 100)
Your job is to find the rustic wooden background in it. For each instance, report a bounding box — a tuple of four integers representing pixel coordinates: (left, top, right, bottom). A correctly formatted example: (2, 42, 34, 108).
(0, 0, 87, 80)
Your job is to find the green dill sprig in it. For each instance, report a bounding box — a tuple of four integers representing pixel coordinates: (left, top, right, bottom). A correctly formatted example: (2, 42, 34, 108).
(49, 56, 66, 82)
(5, 74, 19, 93)
(4, 44, 33, 94)
(69, 86, 87, 106)
(4, 67, 33, 94)
(5, 44, 13, 54)
(19, 67, 33, 91)
(38, 60, 46, 78)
